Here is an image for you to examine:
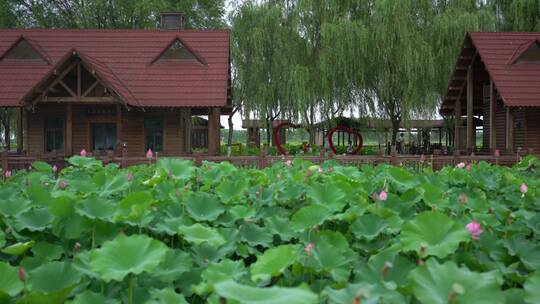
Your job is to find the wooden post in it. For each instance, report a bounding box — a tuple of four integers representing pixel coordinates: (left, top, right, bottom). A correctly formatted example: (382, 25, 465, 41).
(454, 98, 461, 150)
(116, 104, 123, 154)
(65, 104, 73, 156)
(506, 107, 514, 152)
(207, 107, 221, 156)
(466, 65, 474, 151)
(16, 108, 23, 153)
(180, 108, 192, 154)
(489, 80, 496, 151)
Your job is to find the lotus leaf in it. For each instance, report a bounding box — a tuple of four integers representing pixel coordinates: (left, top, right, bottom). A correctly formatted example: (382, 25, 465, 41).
(251, 244, 297, 282)
(401, 211, 469, 258)
(0, 261, 24, 297)
(184, 192, 225, 221)
(524, 272, 540, 304)
(213, 280, 317, 304)
(409, 259, 503, 304)
(89, 234, 168, 282)
(177, 224, 226, 247)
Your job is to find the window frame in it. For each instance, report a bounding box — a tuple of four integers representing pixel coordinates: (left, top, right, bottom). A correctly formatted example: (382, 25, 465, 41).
(44, 117, 64, 153)
(144, 116, 164, 153)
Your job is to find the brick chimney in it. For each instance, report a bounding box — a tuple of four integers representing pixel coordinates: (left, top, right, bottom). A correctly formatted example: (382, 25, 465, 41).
(160, 13, 185, 30)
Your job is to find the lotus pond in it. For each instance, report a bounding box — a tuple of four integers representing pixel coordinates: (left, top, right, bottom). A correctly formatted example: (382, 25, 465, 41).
(1, 156, 540, 303)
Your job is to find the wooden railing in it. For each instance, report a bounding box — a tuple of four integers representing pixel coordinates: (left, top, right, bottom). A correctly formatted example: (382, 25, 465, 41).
(1, 150, 533, 174)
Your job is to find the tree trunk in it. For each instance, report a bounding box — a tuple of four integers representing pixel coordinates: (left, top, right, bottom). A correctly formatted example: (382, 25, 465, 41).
(227, 114, 234, 146)
(391, 118, 400, 146)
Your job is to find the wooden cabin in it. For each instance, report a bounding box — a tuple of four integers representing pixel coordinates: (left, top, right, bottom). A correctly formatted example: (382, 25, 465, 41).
(0, 13, 231, 158)
(441, 32, 540, 154)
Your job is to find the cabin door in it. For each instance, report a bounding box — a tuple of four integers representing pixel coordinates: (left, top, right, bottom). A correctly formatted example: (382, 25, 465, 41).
(91, 123, 117, 152)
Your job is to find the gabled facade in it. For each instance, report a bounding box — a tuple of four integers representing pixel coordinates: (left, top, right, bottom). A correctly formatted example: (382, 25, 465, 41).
(441, 32, 540, 154)
(0, 20, 231, 157)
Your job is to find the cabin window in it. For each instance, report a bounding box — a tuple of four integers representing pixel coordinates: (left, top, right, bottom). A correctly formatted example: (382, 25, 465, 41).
(2, 39, 44, 62)
(158, 39, 197, 61)
(515, 42, 540, 64)
(144, 117, 163, 152)
(91, 123, 117, 151)
(44, 118, 64, 152)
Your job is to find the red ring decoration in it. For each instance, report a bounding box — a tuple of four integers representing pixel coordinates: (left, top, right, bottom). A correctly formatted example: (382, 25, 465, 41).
(327, 125, 363, 155)
(273, 122, 302, 155)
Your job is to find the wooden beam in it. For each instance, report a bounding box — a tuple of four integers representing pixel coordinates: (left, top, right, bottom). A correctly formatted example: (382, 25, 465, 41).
(207, 107, 221, 156)
(58, 80, 77, 97)
(65, 104, 73, 156)
(466, 64, 474, 150)
(41, 97, 117, 103)
(16, 108, 23, 152)
(489, 80, 497, 150)
(82, 80, 99, 97)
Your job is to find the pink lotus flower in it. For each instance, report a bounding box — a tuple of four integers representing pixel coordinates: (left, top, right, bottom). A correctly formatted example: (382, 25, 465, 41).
(318, 167, 324, 173)
(59, 180, 68, 190)
(285, 160, 292, 167)
(52, 165, 58, 173)
(304, 243, 315, 256)
(458, 193, 468, 205)
(146, 148, 153, 159)
(3, 170, 11, 178)
(126, 172, 134, 182)
(379, 191, 388, 201)
(520, 183, 528, 194)
(456, 162, 466, 169)
(466, 220, 483, 240)
(18, 267, 26, 282)
(80, 149, 87, 157)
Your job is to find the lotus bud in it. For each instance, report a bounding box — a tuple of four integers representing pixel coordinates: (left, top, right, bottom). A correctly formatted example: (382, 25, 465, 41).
(3, 170, 11, 178)
(456, 162, 465, 169)
(285, 159, 292, 167)
(304, 242, 315, 256)
(72, 242, 81, 254)
(520, 183, 528, 194)
(466, 220, 483, 240)
(18, 267, 26, 282)
(458, 193, 468, 205)
(379, 191, 388, 201)
(59, 180, 67, 190)
(80, 149, 87, 157)
(380, 261, 393, 276)
(318, 167, 324, 173)
(146, 148, 154, 159)
(52, 165, 58, 173)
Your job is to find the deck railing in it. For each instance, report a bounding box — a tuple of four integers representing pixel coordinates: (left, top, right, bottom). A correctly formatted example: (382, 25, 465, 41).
(1, 150, 532, 174)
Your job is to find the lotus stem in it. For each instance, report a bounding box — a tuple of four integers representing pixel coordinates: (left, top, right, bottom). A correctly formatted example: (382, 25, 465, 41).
(128, 274, 134, 304)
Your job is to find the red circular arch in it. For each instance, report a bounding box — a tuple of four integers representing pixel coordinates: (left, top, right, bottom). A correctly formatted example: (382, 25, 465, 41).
(273, 122, 302, 155)
(327, 125, 363, 155)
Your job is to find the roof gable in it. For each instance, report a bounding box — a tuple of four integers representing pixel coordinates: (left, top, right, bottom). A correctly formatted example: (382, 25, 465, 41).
(0, 29, 230, 107)
(150, 36, 207, 65)
(0, 36, 50, 64)
(510, 39, 540, 64)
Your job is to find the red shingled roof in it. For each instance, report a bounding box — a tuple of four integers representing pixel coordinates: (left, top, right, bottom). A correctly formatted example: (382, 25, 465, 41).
(445, 32, 540, 109)
(0, 29, 230, 107)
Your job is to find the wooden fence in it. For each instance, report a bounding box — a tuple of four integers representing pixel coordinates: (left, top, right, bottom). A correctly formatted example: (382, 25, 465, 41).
(1, 150, 532, 174)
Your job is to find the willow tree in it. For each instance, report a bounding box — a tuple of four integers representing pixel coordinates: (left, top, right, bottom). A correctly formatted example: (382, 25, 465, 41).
(231, 2, 300, 144)
(284, 0, 369, 145)
(491, 0, 540, 31)
(365, 0, 436, 145)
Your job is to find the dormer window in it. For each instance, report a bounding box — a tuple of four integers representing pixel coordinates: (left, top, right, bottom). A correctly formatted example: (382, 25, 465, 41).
(151, 37, 206, 65)
(514, 41, 540, 64)
(0, 38, 46, 63)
